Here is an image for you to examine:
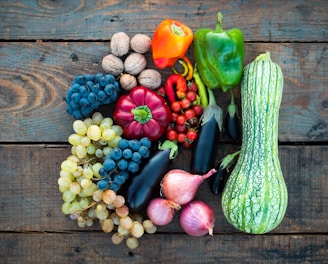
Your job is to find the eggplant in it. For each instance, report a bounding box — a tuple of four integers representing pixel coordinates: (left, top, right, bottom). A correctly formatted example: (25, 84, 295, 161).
(210, 150, 240, 194)
(123, 140, 178, 213)
(226, 91, 240, 141)
(191, 88, 222, 174)
(210, 164, 227, 194)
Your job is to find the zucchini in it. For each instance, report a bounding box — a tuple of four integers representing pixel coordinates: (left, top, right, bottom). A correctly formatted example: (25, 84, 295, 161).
(221, 52, 288, 234)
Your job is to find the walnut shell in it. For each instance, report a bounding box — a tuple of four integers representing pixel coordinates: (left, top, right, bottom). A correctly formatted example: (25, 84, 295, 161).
(110, 32, 130, 57)
(120, 73, 137, 91)
(124, 53, 147, 75)
(130, 34, 152, 54)
(138, 69, 162, 89)
(102, 54, 124, 76)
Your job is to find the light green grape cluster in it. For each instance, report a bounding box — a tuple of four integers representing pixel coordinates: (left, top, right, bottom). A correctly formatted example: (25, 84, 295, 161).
(58, 112, 157, 249)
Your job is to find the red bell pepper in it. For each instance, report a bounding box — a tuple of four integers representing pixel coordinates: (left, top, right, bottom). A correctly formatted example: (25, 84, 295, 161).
(152, 19, 193, 69)
(113, 86, 171, 141)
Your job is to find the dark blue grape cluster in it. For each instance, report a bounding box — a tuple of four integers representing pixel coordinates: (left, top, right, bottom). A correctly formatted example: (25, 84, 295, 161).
(65, 73, 121, 119)
(97, 137, 152, 192)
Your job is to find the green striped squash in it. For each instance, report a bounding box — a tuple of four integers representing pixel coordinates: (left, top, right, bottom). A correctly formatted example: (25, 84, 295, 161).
(222, 52, 288, 234)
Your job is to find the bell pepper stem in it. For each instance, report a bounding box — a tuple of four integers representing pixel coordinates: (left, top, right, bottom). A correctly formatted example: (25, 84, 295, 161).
(131, 105, 152, 124)
(216, 12, 224, 32)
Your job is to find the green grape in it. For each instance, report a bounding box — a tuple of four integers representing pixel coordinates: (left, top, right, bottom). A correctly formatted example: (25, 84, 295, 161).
(117, 225, 129, 236)
(86, 218, 94, 227)
(102, 146, 112, 157)
(71, 146, 77, 155)
(80, 178, 92, 189)
(61, 160, 78, 173)
(80, 136, 91, 147)
(62, 190, 76, 203)
(111, 232, 124, 245)
(88, 207, 96, 219)
(61, 202, 72, 214)
(73, 120, 88, 135)
(92, 162, 103, 178)
(87, 125, 101, 141)
(92, 189, 103, 202)
(100, 218, 114, 233)
(107, 135, 122, 148)
(68, 134, 83, 146)
(101, 117, 113, 127)
(111, 212, 120, 225)
(92, 112, 103, 125)
(86, 144, 96, 155)
(84, 117, 93, 128)
(79, 197, 90, 209)
(77, 216, 86, 228)
(59, 185, 69, 193)
(83, 183, 97, 196)
(112, 125, 123, 136)
(59, 170, 72, 179)
(83, 167, 93, 179)
(126, 237, 139, 249)
(70, 200, 82, 213)
(66, 155, 80, 164)
(119, 216, 133, 230)
(95, 208, 109, 220)
(95, 149, 103, 158)
(98, 138, 108, 146)
(69, 181, 81, 195)
(76, 145, 87, 159)
(102, 128, 116, 141)
(130, 221, 144, 238)
(58, 176, 72, 188)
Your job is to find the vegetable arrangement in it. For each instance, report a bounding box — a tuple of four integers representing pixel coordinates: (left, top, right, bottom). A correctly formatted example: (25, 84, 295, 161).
(58, 11, 288, 250)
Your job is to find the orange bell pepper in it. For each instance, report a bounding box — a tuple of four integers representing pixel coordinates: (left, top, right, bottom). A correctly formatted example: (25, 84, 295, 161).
(152, 19, 193, 69)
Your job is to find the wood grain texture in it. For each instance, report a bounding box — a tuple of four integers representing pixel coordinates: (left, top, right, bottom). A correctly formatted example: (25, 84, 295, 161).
(0, 0, 327, 42)
(0, 42, 327, 142)
(0, 145, 327, 234)
(0, 233, 327, 264)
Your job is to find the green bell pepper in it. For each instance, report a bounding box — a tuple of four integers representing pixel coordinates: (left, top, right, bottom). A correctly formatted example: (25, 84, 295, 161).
(193, 12, 244, 92)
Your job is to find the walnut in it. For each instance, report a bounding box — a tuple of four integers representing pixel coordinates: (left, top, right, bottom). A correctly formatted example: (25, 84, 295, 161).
(110, 32, 130, 57)
(124, 53, 147, 75)
(130, 34, 152, 54)
(120, 73, 137, 91)
(102, 54, 124, 76)
(138, 69, 162, 89)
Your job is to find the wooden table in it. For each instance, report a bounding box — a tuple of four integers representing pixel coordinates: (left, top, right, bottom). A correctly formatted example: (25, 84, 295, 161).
(0, 1, 327, 263)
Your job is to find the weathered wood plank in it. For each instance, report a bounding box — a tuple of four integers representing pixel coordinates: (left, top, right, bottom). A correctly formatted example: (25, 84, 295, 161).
(0, 0, 327, 42)
(0, 145, 327, 233)
(0, 42, 327, 142)
(0, 232, 327, 264)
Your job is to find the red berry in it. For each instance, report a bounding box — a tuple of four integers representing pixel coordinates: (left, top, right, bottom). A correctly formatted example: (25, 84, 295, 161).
(171, 101, 182, 113)
(180, 98, 191, 109)
(176, 115, 186, 125)
(192, 105, 203, 117)
(166, 129, 177, 141)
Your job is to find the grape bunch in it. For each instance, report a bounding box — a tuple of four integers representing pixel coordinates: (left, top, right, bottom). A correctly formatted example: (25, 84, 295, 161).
(98, 137, 152, 192)
(65, 73, 121, 119)
(58, 112, 157, 249)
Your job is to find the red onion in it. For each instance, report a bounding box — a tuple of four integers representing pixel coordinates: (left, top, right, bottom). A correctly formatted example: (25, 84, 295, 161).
(161, 168, 216, 205)
(147, 198, 181, 226)
(180, 200, 215, 237)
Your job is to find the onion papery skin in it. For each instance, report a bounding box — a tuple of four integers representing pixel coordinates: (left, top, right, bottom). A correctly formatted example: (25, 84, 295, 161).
(180, 200, 215, 237)
(161, 169, 216, 205)
(147, 198, 178, 226)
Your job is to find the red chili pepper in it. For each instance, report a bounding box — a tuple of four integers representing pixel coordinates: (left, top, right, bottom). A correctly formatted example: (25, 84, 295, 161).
(165, 74, 188, 103)
(113, 86, 171, 141)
